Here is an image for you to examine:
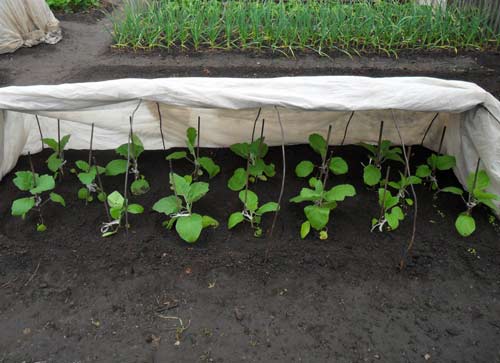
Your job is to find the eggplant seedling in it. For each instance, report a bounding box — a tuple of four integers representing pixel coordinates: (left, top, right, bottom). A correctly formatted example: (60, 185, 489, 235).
(43, 119, 70, 177)
(101, 191, 144, 237)
(166, 123, 220, 179)
(105, 133, 150, 196)
(360, 122, 404, 186)
(11, 162, 65, 231)
(291, 127, 355, 239)
(73, 160, 107, 202)
(227, 190, 279, 237)
(152, 173, 218, 243)
(443, 161, 499, 237)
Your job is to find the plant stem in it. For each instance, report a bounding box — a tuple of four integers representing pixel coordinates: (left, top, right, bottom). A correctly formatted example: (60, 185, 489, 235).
(250, 108, 262, 143)
(57, 119, 64, 179)
(340, 111, 355, 146)
(28, 152, 44, 226)
(420, 112, 439, 146)
(379, 166, 391, 223)
(124, 117, 132, 233)
(437, 125, 447, 155)
(319, 124, 332, 182)
(93, 156, 111, 223)
(35, 115, 44, 151)
(376, 121, 384, 166)
(157, 102, 166, 152)
(168, 159, 182, 212)
(467, 158, 481, 214)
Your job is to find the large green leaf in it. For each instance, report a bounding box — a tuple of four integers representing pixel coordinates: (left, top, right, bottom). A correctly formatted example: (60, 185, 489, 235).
(170, 173, 191, 197)
(228, 168, 247, 191)
(256, 202, 279, 215)
(378, 188, 399, 210)
(11, 197, 35, 217)
(199, 157, 220, 178)
(75, 160, 90, 172)
(13, 171, 35, 191)
(239, 190, 258, 211)
(59, 134, 71, 150)
(435, 155, 456, 171)
(228, 212, 245, 229)
(47, 154, 63, 172)
(363, 164, 381, 186)
(152, 195, 182, 215)
(110, 207, 122, 220)
(249, 137, 268, 158)
(230, 142, 249, 159)
(466, 170, 489, 191)
(31, 175, 55, 194)
(166, 151, 187, 160)
(290, 187, 321, 203)
(385, 206, 404, 230)
(131, 178, 150, 195)
(43, 138, 59, 151)
(324, 184, 356, 202)
(304, 205, 330, 230)
(300, 221, 311, 239)
(309, 133, 327, 159)
(455, 213, 476, 237)
(329, 157, 348, 175)
(49, 192, 66, 207)
(416, 164, 432, 178)
(187, 182, 209, 203)
(440, 186, 464, 196)
(78, 168, 97, 185)
(107, 191, 125, 209)
(187, 127, 197, 147)
(295, 160, 314, 178)
(105, 159, 128, 176)
(176, 213, 203, 243)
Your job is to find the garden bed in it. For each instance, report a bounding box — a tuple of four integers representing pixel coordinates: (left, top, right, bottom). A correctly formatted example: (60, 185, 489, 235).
(1, 144, 499, 362)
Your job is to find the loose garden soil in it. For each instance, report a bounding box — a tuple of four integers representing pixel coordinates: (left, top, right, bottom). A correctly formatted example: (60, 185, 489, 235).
(0, 8, 500, 363)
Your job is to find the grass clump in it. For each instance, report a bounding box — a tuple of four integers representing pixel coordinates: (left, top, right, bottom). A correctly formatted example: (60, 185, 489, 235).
(47, 0, 99, 13)
(111, 0, 500, 56)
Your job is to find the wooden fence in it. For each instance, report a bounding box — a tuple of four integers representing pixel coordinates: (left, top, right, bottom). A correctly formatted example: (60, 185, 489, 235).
(448, 0, 500, 32)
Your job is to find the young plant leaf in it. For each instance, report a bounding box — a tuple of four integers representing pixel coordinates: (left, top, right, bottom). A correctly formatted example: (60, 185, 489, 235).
(363, 164, 381, 186)
(13, 171, 35, 191)
(47, 154, 63, 173)
(75, 160, 90, 172)
(455, 213, 476, 237)
(36, 223, 47, 232)
(43, 138, 59, 151)
(228, 212, 245, 229)
(385, 206, 404, 230)
(187, 182, 209, 203)
(238, 190, 258, 211)
(290, 187, 321, 203)
(329, 157, 348, 175)
(171, 173, 191, 197)
(166, 151, 187, 160)
(176, 213, 203, 243)
(466, 170, 489, 191)
(107, 191, 125, 209)
(78, 168, 97, 185)
(325, 184, 356, 202)
(30, 175, 55, 194)
(78, 187, 89, 200)
(199, 157, 220, 178)
(300, 220, 311, 239)
(202, 215, 219, 229)
(435, 155, 456, 170)
(256, 202, 279, 215)
(127, 204, 144, 214)
(230, 142, 249, 159)
(153, 196, 181, 215)
(59, 135, 71, 150)
(309, 133, 327, 159)
(228, 168, 247, 191)
(131, 178, 150, 195)
(49, 192, 66, 207)
(295, 160, 314, 178)
(106, 159, 128, 176)
(304, 205, 330, 230)
(440, 186, 464, 196)
(11, 197, 35, 217)
(416, 164, 432, 178)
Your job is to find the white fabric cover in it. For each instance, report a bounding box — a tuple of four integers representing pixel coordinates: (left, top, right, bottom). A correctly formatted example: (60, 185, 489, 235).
(0, 76, 499, 210)
(0, 0, 62, 54)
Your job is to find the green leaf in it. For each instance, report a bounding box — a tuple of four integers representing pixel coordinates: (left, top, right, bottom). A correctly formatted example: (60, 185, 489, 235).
(324, 184, 356, 202)
(407, 176, 422, 185)
(37, 223, 47, 232)
(363, 164, 381, 186)
(228, 212, 245, 229)
(386, 206, 404, 230)
(295, 160, 314, 178)
(187, 182, 209, 203)
(187, 127, 197, 147)
(359, 142, 377, 156)
(11, 197, 35, 217)
(440, 186, 464, 196)
(199, 157, 220, 178)
(239, 190, 258, 211)
(263, 162, 276, 178)
(153, 196, 182, 215)
(49, 192, 66, 207)
(466, 170, 489, 191)
(130, 178, 150, 195)
(170, 173, 191, 197)
(309, 133, 327, 159)
(202, 215, 219, 229)
(230, 142, 249, 159)
(78, 168, 97, 185)
(304, 205, 330, 230)
(97, 192, 106, 202)
(75, 160, 90, 172)
(256, 202, 279, 215)
(290, 187, 322, 203)
(228, 168, 247, 191)
(97, 166, 106, 175)
(110, 207, 122, 220)
(78, 187, 89, 200)
(127, 204, 144, 214)
(300, 221, 311, 239)
(43, 138, 59, 151)
(405, 198, 414, 206)
(435, 155, 456, 171)
(47, 154, 63, 172)
(13, 171, 35, 191)
(416, 164, 432, 178)
(102, 230, 117, 238)
(166, 151, 187, 160)
(59, 134, 71, 150)
(105, 159, 128, 176)
(329, 157, 348, 175)
(378, 188, 399, 210)
(31, 175, 55, 194)
(107, 191, 125, 209)
(176, 213, 203, 243)
(455, 213, 476, 237)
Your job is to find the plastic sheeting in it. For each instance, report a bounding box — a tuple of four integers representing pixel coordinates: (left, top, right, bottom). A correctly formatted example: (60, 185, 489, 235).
(0, 76, 499, 211)
(0, 0, 62, 54)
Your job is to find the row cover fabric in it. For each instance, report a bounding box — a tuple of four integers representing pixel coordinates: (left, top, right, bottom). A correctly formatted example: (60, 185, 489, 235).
(0, 76, 499, 212)
(0, 0, 62, 54)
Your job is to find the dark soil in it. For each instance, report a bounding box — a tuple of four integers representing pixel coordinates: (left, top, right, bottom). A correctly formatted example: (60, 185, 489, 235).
(1, 144, 499, 363)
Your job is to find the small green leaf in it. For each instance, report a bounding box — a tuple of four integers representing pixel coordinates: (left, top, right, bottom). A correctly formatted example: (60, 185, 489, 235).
(304, 205, 330, 230)
(466, 170, 490, 191)
(359, 142, 377, 156)
(187, 127, 197, 147)
(228, 212, 245, 229)
(309, 133, 327, 159)
(49, 192, 66, 207)
(43, 138, 59, 151)
(416, 164, 432, 178)
(127, 204, 144, 214)
(238, 190, 258, 211)
(378, 188, 399, 210)
(187, 182, 209, 203)
(78, 168, 97, 185)
(13, 171, 35, 191)
(78, 187, 89, 200)
(105, 159, 128, 176)
(324, 184, 356, 202)
(329, 157, 348, 175)
(202, 215, 219, 229)
(37, 224, 47, 232)
(435, 155, 456, 171)
(300, 221, 310, 239)
(455, 213, 476, 237)
(407, 176, 422, 185)
(130, 178, 150, 195)
(47, 154, 63, 173)
(363, 165, 381, 186)
(228, 168, 247, 191)
(440, 186, 464, 196)
(295, 160, 314, 178)
(110, 207, 122, 220)
(176, 213, 203, 243)
(11, 197, 35, 217)
(405, 198, 414, 206)
(230, 142, 249, 159)
(170, 173, 191, 197)
(166, 151, 187, 160)
(199, 157, 220, 178)
(290, 187, 321, 203)
(256, 202, 279, 215)
(59, 134, 71, 150)
(97, 192, 106, 202)
(31, 175, 55, 194)
(153, 196, 182, 215)
(75, 160, 90, 172)
(107, 191, 125, 209)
